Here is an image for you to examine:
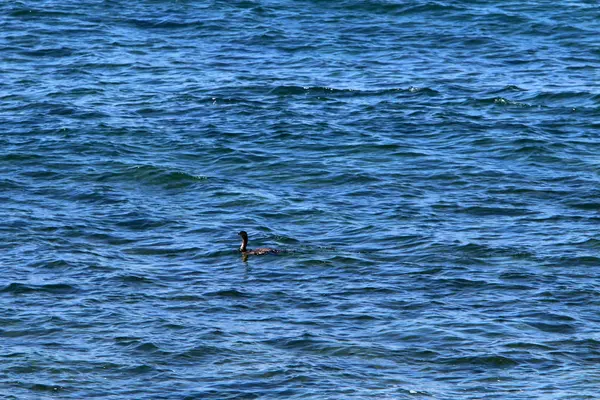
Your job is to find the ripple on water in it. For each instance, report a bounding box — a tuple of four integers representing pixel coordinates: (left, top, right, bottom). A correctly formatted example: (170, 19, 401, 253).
(1, 283, 79, 295)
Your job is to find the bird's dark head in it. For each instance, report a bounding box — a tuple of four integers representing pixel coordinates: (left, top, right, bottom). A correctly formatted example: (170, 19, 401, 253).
(238, 231, 248, 240)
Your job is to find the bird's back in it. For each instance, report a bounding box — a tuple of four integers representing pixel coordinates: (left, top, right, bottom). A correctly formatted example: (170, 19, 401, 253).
(247, 247, 279, 255)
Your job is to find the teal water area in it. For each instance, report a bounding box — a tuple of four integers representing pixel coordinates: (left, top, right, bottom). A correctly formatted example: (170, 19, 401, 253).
(1, 1, 600, 398)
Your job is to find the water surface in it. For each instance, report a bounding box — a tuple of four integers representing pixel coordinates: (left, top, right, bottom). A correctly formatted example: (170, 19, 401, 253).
(1, 1, 600, 398)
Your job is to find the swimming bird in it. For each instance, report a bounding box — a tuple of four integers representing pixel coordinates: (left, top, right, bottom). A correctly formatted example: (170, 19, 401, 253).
(238, 231, 279, 255)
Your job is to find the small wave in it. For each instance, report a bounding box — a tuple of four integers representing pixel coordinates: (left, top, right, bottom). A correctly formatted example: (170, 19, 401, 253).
(122, 244, 188, 256)
(9, 7, 75, 18)
(114, 216, 172, 230)
(334, 286, 398, 295)
(0, 178, 24, 190)
(135, 342, 161, 352)
(176, 344, 236, 360)
(114, 336, 142, 345)
(71, 189, 128, 205)
(1, 327, 62, 338)
(27, 259, 74, 269)
(0, 152, 44, 162)
(265, 333, 388, 359)
(526, 91, 600, 107)
(491, 97, 532, 107)
(126, 364, 155, 374)
(268, 85, 439, 98)
(526, 321, 576, 334)
(124, 18, 203, 30)
(0, 282, 78, 295)
(341, 1, 462, 16)
(436, 277, 489, 290)
(494, 85, 528, 93)
(459, 205, 536, 216)
(524, 312, 576, 322)
(164, 294, 203, 302)
(115, 337, 170, 355)
(201, 96, 267, 106)
(572, 238, 600, 249)
(475, 91, 599, 109)
(19, 47, 74, 58)
(29, 383, 67, 393)
(553, 255, 600, 266)
(203, 289, 248, 298)
(96, 164, 208, 189)
(114, 274, 156, 285)
(566, 202, 600, 211)
(443, 354, 518, 368)
(499, 272, 536, 281)
(504, 341, 552, 350)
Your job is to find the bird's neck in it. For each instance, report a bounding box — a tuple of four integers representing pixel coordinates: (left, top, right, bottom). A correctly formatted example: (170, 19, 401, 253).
(240, 238, 248, 252)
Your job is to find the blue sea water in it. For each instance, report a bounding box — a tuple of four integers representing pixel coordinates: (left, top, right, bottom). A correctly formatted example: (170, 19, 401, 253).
(1, 0, 600, 398)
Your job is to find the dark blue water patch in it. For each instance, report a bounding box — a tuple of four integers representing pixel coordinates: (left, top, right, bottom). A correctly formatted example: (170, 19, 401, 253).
(441, 354, 519, 369)
(0, 283, 79, 295)
(28, 383, 68, 393)
(112, 214, 178, 231)
(0, 327, 63, 338)
(113, 274, 157, 285)
(203, 288, 249, 298)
